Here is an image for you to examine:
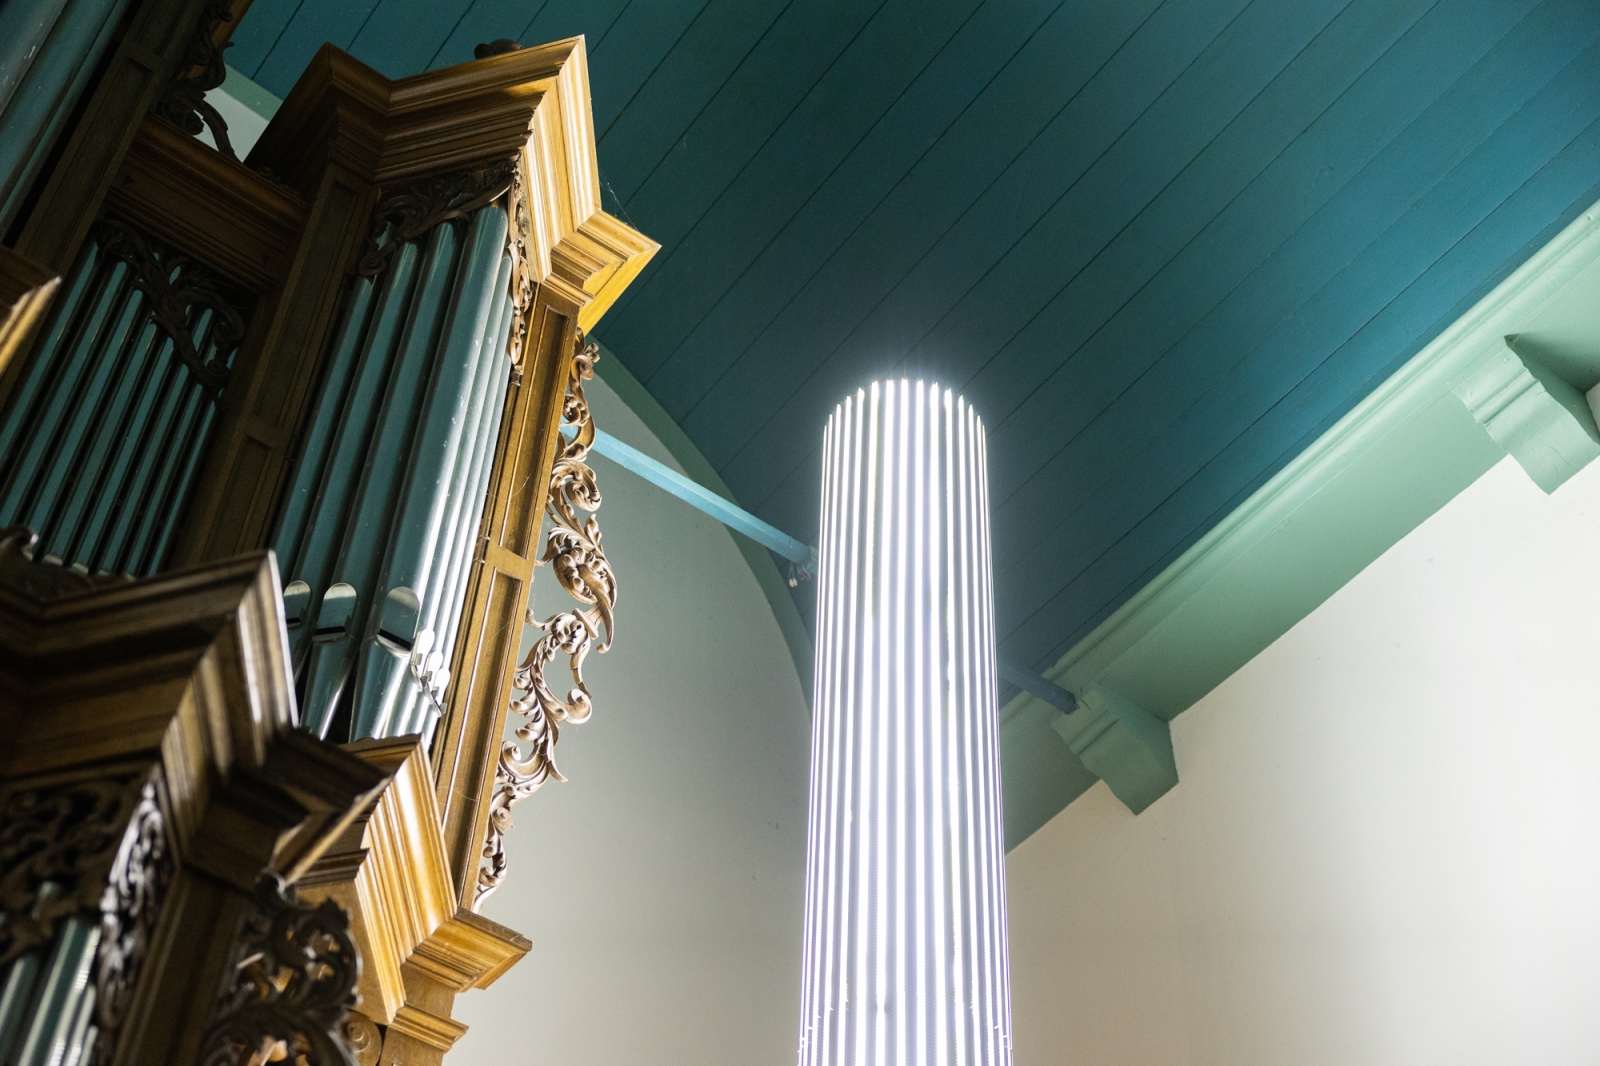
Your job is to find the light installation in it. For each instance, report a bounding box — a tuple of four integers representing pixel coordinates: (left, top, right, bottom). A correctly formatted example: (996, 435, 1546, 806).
(799, 380, 1013, 1066)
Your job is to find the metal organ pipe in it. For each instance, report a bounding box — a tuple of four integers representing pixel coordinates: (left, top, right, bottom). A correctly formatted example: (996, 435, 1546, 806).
(274, 203, 518, 746)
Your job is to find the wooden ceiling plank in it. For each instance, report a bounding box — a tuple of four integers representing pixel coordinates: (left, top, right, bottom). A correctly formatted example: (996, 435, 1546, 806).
(227, 0, 307, 77)
(1006, 121, 1600, 669)
(716, 0, 1380, 516)
(1010, 170, 1600, 618)
(890, 0, 1379, 452)
(615, 0, 1085, 389)
(991, 6, 1600, 576)
(679, 0, 1251, 477)
(608, 0, 1005, 405)
(345, 0, 476, 79)
(249, 0, 375, 93)
(621, 0, 1120, 393)
(584, 0, 788, 267)
(986, 0, 1585, 526)
(584, 0, 722, 139)
(602, 0, 882, 230)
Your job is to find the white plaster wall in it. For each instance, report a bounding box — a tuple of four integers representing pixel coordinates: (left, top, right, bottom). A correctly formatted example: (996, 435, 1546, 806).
(452, 377, 812, 1066)
(1007, 455, 1600, 1065)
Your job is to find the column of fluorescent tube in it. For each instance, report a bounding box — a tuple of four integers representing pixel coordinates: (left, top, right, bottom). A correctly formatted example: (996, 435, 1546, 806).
(799, 380, 1013, 1066)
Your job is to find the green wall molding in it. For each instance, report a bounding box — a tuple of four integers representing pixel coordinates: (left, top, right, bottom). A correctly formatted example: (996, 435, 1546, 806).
(1454, 338, 1600, 493)
(1001, 195, 1600, 840)
(1050, 684, 1176, 815)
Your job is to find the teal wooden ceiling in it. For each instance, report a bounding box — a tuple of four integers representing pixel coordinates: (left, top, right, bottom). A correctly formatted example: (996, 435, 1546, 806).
(233, 0, 1600, 677)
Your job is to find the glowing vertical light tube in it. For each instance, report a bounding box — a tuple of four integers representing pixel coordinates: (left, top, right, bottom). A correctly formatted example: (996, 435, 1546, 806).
(799, 381, 1012, 1066)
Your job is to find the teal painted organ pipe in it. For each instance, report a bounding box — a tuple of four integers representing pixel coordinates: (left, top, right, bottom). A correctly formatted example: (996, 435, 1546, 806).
(358, 207, 509, 740)
(286, 238, 433, 736)
(0, 917, 100, 1066)
(413, 272, 516, 744)
(276, 206, 516, 744)
(0, 230, 243, 577)
(0, 0, 133, 230)
(396, 248, 515, 740)
(334, 222, 460, 734)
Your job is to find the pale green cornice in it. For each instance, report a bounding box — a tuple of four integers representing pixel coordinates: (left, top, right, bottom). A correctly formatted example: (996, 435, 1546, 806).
(1455, 336, 1600, 493)
(1002, 195, 1600, 843)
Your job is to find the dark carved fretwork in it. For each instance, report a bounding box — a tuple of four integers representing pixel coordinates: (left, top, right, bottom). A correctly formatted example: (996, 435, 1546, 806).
(151, 0, 240, 159)
(99, 218, 250, 393)
(0, 770, 153, 967)
(91, 775, 172, 1066)
(476, 332, 616, 909)
(200, 874, 362, 1066)
(357, 159, 519, 279)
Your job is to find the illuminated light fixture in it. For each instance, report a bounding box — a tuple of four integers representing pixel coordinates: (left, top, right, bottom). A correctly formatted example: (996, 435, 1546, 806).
(799, 380, 1012, 1065)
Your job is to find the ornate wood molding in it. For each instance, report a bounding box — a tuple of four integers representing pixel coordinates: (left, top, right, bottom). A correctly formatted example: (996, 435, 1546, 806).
(358, 160, 518, 279)
(92, 773, 173, 1066)
(0, 769, 157, 968)
(0, 535, 394, 1066)
(475, 332, 615, 909)
(0, 757, 175, 1066)
(0, 246, 58, 377)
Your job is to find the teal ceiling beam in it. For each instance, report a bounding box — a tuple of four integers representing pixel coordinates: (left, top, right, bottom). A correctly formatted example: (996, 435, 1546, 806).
(589, 426, 817, 579)
(997, 658, 1077, 714)
(587, 422, 1083, 717)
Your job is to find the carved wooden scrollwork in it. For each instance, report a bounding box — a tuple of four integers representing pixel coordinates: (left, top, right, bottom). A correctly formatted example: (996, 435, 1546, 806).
(0, 774, 145, 966)
(92, 775, 173, 1066)
(200, 874, 363, 1066)
(98, 219, 250, 392)
(358, 160, 519, 278)
(151, 0, 240, 159)
(475, 333, 616, 909)
(0, 767, 172, 1066)
(503, 163, 536, 373)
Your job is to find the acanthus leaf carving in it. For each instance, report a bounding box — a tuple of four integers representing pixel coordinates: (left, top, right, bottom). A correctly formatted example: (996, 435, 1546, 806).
(503, 162, 537, 375)
(200, 874, 363, 1066)
(92, 774, 173, 1066)
(358, 160, 519, 279)
(151, 0, 240, 159)
(475, 332, 615, 909)
(0, 773, 143, 967)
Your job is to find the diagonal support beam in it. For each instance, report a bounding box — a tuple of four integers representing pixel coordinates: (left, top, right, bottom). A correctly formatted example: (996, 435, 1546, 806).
(586, 425, 1079, 713)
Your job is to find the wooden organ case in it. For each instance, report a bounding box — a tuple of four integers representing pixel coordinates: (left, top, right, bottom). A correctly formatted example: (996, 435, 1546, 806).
(0, 2, 656, 1064)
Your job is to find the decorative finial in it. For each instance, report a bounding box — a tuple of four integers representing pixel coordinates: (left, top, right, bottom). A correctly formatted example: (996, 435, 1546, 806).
(474, 39, 521, 60)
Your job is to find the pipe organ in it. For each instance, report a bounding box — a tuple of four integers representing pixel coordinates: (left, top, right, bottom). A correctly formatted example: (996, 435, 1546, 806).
(0, 2, 656, 1064)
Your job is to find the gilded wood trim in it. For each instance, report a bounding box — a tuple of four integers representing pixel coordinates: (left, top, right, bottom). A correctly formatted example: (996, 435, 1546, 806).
(299, 737, 455, 1025)
(0, 245, 58, 378)
(432, 296, 577, 910)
